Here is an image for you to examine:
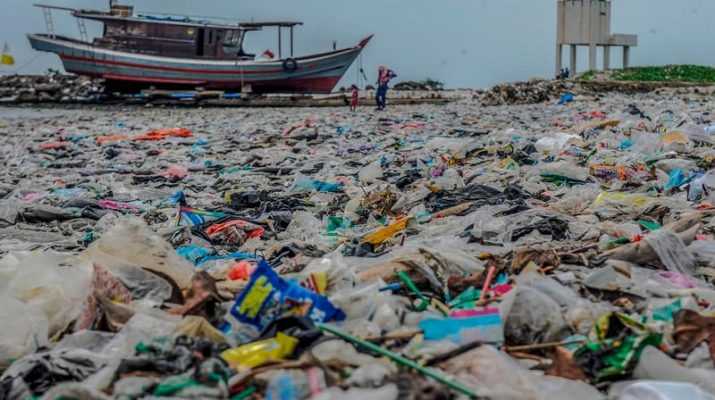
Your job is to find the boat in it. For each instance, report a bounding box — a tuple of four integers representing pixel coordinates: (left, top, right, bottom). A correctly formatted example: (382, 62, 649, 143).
(27, 2, 372, 93)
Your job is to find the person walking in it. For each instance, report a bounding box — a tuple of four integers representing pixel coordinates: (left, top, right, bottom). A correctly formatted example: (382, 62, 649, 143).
(375, 66, 396, 110)
(349, 84, 359, 111)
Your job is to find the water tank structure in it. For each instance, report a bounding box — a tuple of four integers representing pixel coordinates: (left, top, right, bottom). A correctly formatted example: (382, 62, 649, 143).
(555, 0, 638, 76)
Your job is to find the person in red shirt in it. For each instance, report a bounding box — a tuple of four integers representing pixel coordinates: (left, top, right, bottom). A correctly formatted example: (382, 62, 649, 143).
(349, 84, 359, 111)
(375, 66, 397, 110)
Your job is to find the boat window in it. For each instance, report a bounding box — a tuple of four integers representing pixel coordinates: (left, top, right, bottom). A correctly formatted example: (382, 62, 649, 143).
(225, 30, 239, 46)
(208, 30, 214, 45)
(197, 28, 205, 56)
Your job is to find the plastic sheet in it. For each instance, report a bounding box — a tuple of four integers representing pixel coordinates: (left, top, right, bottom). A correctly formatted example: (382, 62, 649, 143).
(81, 218, 195, 289)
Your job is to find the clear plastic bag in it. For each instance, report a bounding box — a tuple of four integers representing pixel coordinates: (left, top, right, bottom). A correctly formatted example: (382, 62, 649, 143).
(278, 210, 323, 242)
(101, 308, 180, 357)
(689, 240, 715, 268)
(80, 218, 195, 289)
(504, 285, 569, 344)
(0, 295, 49, 368)
(7, 251, 92, 335)
(632, 346, 715, 395)
(535, 132, 581, 154)
(442, 345, 603, 400)
(618, 381, 715, 400)
(552, 184, 600, 215)
(358, 160, 384, 183)
(312, 383, 398, 400)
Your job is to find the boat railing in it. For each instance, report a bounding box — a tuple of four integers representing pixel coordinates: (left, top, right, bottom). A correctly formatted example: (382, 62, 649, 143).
(132, 9, 243, 26)
(34, 4, 91, 42)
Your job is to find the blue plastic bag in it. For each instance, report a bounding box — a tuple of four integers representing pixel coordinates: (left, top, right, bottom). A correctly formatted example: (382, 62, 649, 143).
(665, 168, 689, 190)
(558, 93, 575, 105)
(176, 245, 215, 265)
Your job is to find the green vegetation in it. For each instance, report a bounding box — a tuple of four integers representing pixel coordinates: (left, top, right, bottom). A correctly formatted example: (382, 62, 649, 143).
(577, 70, 596, 81)
(611, 65, 715, 83)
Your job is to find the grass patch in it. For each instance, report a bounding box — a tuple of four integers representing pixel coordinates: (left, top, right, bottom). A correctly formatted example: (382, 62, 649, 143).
(577, 70, 596, 81)
(611, 65, 715, 83)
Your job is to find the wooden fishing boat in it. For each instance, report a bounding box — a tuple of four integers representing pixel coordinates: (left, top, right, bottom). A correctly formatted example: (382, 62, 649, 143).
(28, 3, 372, 93)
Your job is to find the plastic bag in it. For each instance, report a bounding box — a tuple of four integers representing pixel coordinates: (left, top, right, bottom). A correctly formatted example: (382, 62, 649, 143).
(0, 195, 21, 225)
(552, 184, 600, 215)
(535, 132, 580, 154)
(632, 346, 715, 395)
(442, 345, 603, 400)
(290, 172, 343, 192)
(630, 130, 662, 154)
(618, 381, 715, 400)
(644, 228, 696, 275)
(0, 296, 49, 368)
(81, 218, 195, 289)
(311, 383, 398, 400)
(279, 211, 323, 242)
(689, 240, 715, 268)
(311, 339, 381, 367)
(101, 308, 180, 357)
(358, 160, 383, 183)
(7, 251, 91, 335)
(504, 285, 569, 344)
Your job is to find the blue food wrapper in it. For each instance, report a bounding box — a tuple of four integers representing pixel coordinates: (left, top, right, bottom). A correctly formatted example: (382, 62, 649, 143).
(230, 260, 345, 331)
(419, 309, 503, 344)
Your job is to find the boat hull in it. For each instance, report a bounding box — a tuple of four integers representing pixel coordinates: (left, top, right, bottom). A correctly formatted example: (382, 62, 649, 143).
(28, 34, 368, 93)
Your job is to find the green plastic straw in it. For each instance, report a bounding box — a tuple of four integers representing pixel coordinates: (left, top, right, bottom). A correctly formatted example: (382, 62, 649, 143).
(230, 385, 256, 400)
(397, 270, 429, 311)
(316, 323, 479, 398)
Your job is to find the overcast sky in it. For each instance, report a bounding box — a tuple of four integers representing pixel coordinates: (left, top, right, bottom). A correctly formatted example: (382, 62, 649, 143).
(2, 0, 714, 89)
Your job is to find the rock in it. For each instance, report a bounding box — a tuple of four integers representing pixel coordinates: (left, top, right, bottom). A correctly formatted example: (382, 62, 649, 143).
(0, 73, 105, 104)
(393, 81, 441, 91)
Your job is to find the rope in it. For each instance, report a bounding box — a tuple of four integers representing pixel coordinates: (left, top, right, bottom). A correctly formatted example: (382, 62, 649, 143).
(8, 53, 44, 74)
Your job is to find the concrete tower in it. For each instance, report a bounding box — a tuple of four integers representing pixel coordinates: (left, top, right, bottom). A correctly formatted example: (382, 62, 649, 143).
(555, 0, 638, 76)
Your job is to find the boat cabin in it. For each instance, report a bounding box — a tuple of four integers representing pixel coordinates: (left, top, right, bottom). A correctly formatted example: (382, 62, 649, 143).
(36, 3, 302, 61)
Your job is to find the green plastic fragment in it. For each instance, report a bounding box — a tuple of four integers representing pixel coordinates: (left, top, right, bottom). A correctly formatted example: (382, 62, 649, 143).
(652, 298, 682, 322)
(153, 380, 202, 396)
(540, 173, 587, 186)
(638, 219, 662, 231)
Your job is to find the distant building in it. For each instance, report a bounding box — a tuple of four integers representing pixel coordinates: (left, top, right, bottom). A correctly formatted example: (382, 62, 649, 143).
(555, 0, 638, 76)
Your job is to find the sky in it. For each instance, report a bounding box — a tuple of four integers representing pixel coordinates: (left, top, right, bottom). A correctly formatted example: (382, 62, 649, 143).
(1, 0, 714, 89)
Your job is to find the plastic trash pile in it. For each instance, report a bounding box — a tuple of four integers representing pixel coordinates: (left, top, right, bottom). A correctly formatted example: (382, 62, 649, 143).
(1, 87, 715, 400)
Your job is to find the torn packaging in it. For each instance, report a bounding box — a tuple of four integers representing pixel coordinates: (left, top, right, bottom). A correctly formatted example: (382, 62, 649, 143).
(673, 309, 715, 364)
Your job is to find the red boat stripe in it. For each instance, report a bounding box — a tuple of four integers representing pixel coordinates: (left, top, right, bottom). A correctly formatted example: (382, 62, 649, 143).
(60, 54, 306, 75)
(102, 74, 207, 84)
(92, 71, 339, 89)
